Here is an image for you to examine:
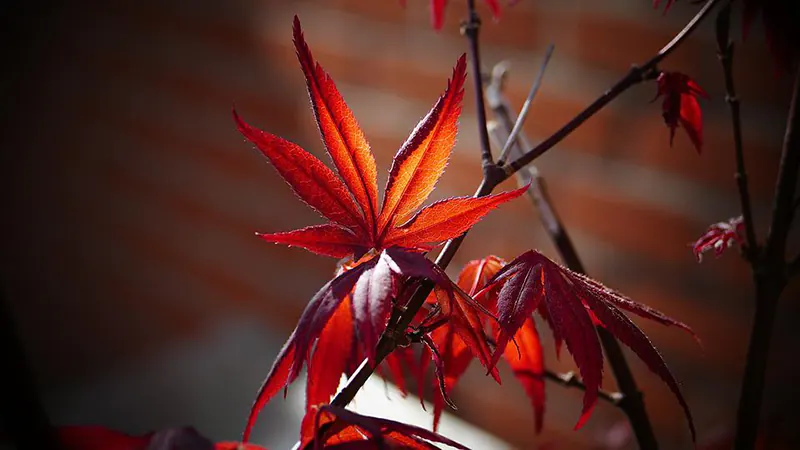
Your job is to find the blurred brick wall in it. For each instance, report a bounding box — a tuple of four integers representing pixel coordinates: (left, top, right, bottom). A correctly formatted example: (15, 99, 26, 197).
(2, 0, 797, 448)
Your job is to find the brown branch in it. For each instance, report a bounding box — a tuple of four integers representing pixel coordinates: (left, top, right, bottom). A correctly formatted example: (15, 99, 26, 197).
(462, 0, 495, 172)
(545, 370, 623, 406)
(325, 0, 719, 428)
(504, 0, 721, 178)
(734, 62, 800, 450)
(715, 0, 759, 258)
(488, 98, 657, 448)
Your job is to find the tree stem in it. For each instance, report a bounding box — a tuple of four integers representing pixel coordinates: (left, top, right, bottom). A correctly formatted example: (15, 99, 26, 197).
(734, 61, 800, 450)
(715, 0, 759, 257)
(462, 0, 495, 171)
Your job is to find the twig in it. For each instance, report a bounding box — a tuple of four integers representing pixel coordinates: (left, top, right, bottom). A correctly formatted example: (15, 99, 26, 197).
(545, 370, 623, 406)
(462, 0, 496, 173)
(0, 288, 62, 450)
(734, 62, 800, 450)
(325, 0, 719, 424)
(495, 44, 555, 166)
(715, 0, 759, 258)
(488, 98, 657, 449)
(504, 0, 721, 177)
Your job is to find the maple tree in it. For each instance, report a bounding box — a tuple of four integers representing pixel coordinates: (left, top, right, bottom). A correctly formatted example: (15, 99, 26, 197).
(4, 0, 799, 450)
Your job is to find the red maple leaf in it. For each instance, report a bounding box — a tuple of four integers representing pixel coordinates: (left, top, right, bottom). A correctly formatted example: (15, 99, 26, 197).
(654, 71, 709, 153)
(399, 0, 520, 30)
(475, 250, 699, 438)
(307, 405, 470, 450)
(691, 216, 744, 262)
(236, 16, 525, 442)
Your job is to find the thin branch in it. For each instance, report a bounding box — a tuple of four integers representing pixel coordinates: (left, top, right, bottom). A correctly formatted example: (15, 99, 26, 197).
(734, 61, 800, 450)
(504, 0, 721, 178)
(488, 96, 657, 449)
(462, 0, 495, 172)
(765, 68, 800, 261)
(496, 44, 555, 166)
(715, 0, 759, 258)
(325, 0, 719, 424)
(0, 288, 62, 450)
(545, 370, 623, 406)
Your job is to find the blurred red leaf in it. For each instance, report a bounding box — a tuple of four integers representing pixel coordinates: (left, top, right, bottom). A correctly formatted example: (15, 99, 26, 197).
(654, 71, 708, 153)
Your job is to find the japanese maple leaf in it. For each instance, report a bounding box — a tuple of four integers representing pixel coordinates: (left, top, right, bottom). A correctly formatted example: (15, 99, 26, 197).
(237, 16, 525, 443)
(307, 405, 470, 450)
(691, 216, 744, 262)
(236, 17, 525, 259)
(399, 0, 520, 31)
(475, 250, 699, 439)
(653, 71, 708, 153)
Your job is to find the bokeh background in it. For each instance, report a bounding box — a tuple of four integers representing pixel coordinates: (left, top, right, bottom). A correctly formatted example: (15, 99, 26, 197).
(3, 0, 799, 448)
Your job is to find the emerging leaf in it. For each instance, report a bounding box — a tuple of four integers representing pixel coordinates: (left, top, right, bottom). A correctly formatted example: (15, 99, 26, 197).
(653, 71, 708, 153)
(691, 216, 744, 262)
(477, 250, 698, 439)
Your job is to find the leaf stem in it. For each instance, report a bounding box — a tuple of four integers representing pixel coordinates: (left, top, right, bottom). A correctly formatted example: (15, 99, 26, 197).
(734, 62, 800, 450)
(462, 0, 495, 172)
(503, 0, 720, 178)
(715, 0, 759, 258)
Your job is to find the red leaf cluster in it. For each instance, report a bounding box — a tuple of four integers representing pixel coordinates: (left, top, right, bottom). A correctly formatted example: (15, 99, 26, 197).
(691, 216, 744, 262)
(306, 405, 469, 449)
(236, 16, 525, 443)
(654, 71, 708, 153)
(472, 251, 698, 438)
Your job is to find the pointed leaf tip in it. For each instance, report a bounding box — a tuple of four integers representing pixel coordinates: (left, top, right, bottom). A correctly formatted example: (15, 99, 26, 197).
(292, 13, 379, 238)
(378, 54, 467, 236)
(233, 110, 367, 235)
